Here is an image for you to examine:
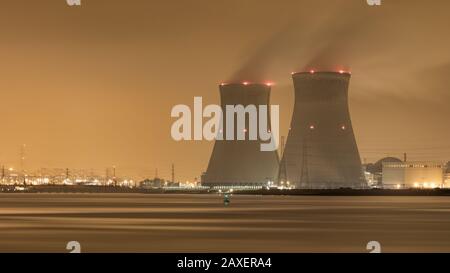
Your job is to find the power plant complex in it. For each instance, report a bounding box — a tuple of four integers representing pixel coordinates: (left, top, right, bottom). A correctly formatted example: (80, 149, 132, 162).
(202, 71, 366, 189)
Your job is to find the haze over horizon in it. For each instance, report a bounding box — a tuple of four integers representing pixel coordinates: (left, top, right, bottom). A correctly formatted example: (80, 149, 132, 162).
(1, 0, 449, 182)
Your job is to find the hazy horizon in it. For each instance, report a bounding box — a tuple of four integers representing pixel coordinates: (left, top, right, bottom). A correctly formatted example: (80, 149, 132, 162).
(1, 0, 450, 182)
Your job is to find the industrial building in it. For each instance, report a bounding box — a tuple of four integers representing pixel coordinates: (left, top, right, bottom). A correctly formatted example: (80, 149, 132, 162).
(445, 162, 450, 188)
(201, 83, 279, 188)
(279, 71, 366, 189)
(139, 178, 165, 189)
(382, 161, 445, 189)
(365, 157, 403, 187)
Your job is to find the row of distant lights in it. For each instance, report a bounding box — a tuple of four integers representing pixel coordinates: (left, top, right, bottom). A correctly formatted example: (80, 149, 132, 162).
(413, 182, 440, 189)
(288, 125, 347, 130)
(220, 82, 274, 87)
(218, 128, 270, 133)
(221, 70, 351, 86)
(310, 125, 347, 130)
(300, 69, 351, 75)
(223, 125, 348, 133)
(394, 182, 442, 189)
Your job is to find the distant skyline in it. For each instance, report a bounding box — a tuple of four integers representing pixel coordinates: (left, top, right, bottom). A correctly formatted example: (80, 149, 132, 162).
(1, 0, 450, 182)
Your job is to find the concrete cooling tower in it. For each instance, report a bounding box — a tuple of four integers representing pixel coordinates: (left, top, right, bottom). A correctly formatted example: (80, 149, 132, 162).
(201, 83, 279, 187)
(279, 71, 366, 189)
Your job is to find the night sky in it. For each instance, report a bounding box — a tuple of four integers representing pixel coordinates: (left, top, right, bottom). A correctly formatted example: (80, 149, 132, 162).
(0, 0, 449, 182)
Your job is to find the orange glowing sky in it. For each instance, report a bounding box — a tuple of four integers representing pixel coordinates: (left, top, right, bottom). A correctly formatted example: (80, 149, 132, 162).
(0, 0, 449, 182)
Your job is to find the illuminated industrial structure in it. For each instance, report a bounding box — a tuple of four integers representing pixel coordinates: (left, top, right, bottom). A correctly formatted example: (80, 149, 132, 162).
(201, 83, 279, 187)
(0, 167, 135, 187)
(445, 162, 450, 188)
(365, 157, 403, 188)
(383, 161, 445, 189)
(279, 71, 366, 189)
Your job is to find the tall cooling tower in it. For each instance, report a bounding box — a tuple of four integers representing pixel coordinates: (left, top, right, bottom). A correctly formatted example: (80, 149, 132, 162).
(202, 83, 279, 187)
(279, 71, 366, 189)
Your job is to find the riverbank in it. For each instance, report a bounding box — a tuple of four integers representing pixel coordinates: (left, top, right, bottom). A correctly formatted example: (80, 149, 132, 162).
(1, 185, 450, 196)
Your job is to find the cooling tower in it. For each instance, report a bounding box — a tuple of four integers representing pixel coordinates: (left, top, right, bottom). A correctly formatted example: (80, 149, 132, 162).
(279, 71, 366, 189)
(202, 83, 279, 187)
